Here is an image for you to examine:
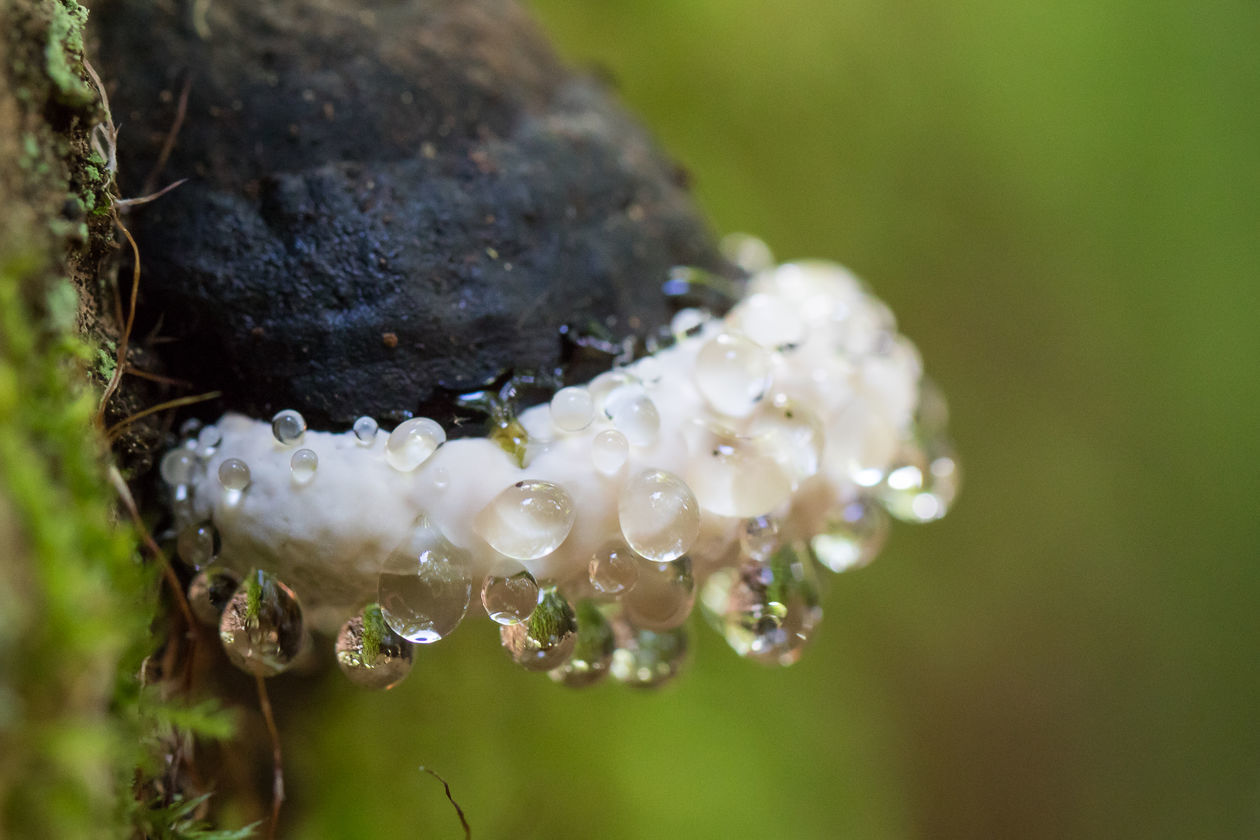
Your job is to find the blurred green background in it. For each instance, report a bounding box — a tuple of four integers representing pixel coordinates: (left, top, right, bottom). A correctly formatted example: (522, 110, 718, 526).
(276, 1, 1260, 837)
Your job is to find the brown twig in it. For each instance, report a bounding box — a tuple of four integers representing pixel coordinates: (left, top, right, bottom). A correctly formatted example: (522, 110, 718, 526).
(255, 674, 285, 840)
(105, 391, 222, 441)
(419, 766, 472, 839)
(141, 76, 192, 198)
(96, 215, 142, 427)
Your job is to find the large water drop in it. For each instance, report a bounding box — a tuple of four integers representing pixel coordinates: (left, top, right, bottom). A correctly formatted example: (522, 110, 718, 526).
(588, 540, 640, 596)
(623, 556, 695, 631)
(187, 568, 240, 626)
(474, 480, 575, 561)
(219, 570, 305, 676)
(481, 564, 540, 625)
(618, 470, 700, 563)
(683, 422, 792, 518)
(385, 417, 445, 472)
(378, 520, 472, 644)
(810, 497, 889, 573)
(335, 603, 415, 690)
(694, 332, 771, 418)
(550, 600, 615, 688)
(610, 624, 689, 689)
(500, 586, 578, 671)
(271, 409, 307, 445)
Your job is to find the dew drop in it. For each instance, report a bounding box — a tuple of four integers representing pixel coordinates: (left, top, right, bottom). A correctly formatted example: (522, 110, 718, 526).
(588, 540, 640, 596)
(385, 417, 445, 471)
(694, 332, 772, 418)
(592, 429, 629, 475)
(810, 496, 890, 573)
(669, 307, 711, 340)
(683, 422, 792, 518)
(474, 480, 575, 561)
(176, 521, 220, 569)
(738, 515, 781, 562)
(217, 458, 251, 491)
(500, 586, 578, 671)
(159, 449, 196, 486)
(271, 409, 307, 445)
(197, 424, 222, 455)
(550, 600, 616, 688)
(720, 232, 775, 274)
(549, 386, 594, 432)
(623, 556, 695, 631)
(481, 564, 540, 625)
(289, 448, 318, 484)
(610, 624, 688, 689)
(588, 370, 641, 416)
(727, 292, 805, 350)
(353, 415, 379, 444)
(219, 570, 305, 677)
(749, 395, 824, 485)
(618, 469, 700, 563)
(378, 522, 472, 644)
(335, 603, 414, 690)
(606, 388, 660, 447)
(187, 568, 240, 626)
(878, 437, 960, 523)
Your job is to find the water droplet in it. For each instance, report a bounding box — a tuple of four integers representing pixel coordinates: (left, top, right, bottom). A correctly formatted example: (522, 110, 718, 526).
(179, 417, 203, 438)
(176, 521, 220, 569)
(605, 388, 660, 447)
(591, 429, 629, 475)
(500, 586, 578, 671)
(683, 422, 792, 517)
(289, 448, 318, 484)
(588, 540, 640, 596)
(618, 469, 700, 563)
(550, 600, 615, 687)
(379, 527, 472, 645)
(588, 370, 641, 416)
(549, 386, 594, 432)
(197, 424, 222, 455)
(219, 570, 305, 676)
(635, 356, 664, 385)
(474, 480, 575, 561)
(739, 515, 781, 562)
(700, 546, 822, 666)
(749, 395, 824, 485)
(217, 458, 251, 491)
(481, 565, 540, 625)
(810, 496, 890, 573)
(669, 307, 711, 339)
(385, 417, 445, 471)
(271, 409, 307, 445)
(610, 624, 688, 689)
(720, 232, 775, 274)
(623, 556, 695, 630)
(727, 292, 804, 350)
(694, 332, 772, 417)
(335, 603, 414, 690)
(878, 437, 959, 523)
(188, 568, 240, 626)
(353, 415, 379, 444)
(159, 449, 196, 486)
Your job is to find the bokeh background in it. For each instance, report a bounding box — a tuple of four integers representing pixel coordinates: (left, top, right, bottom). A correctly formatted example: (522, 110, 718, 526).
(269, 1, 1260, 837)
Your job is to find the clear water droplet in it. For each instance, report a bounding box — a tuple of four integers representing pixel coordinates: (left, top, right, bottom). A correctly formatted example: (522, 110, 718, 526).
(623, 556, 695, 631)
(378, 520, 472, 643)
(474, 480, 575, 561)
(219, 570, 305, 676)
(500, 586, 578, 671)
(271, 409, 307, 445)
(217, 458, 251, 491)
(700, 545, 822, 666)
(197, 424, 222, 455)
(610, 624, 688, 689)
(550, 600, 615, 687)
(727, 292, 804, 350)
(289, 448, 318, 484)
(353, 415, 379, 444)
(669, 307, 711, 340)
(588, 370, 641, 416)
(811, 497, 889, 572)
(605, 388, 660, 447)
(719, 232, 775, 274)
(694, 332, 771, 418)
(549, 386, 594, 432)
(618, 470, 700, 563)
(385, 417, 445, 471)
(749, 395, 824, 485)
(481, 565, 540, 625)
(588, 540, 640, 596)
(739, 515, 781, 562)
(335, 603, 414, 690)
(683, 422, 792, 518)
(176, 521, 220, 569)
(188, 568, 240, 626)
(878, 436, 959, 523)
(160, 449, 196, 486)
(591, 429, 629, 475)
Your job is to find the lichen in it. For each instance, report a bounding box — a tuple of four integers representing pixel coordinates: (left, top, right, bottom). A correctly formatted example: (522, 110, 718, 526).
(43, 0, 93, 107)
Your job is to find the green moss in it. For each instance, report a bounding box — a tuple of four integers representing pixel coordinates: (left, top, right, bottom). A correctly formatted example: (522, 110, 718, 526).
(361, 604, 387, 663)
(44, 0, 93, 107)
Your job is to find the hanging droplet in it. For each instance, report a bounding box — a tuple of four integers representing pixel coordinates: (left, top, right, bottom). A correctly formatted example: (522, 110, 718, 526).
(474, 480, 575, 561)
(605, 388, 660, 447)
(271, 409, 307, 445)
(378, 520, 472, 643)
(683, 422, 792, 518)
(749, 395, 824, 485)
(197, 424, 222, 455)
(289, 448, 318, 484)
(159, 449, 196, 487)
(694, 332, 771, 418)
(335, 603, 415, 690)
(878, 435, 959, 523)
(623, 556, 695, 631)
(385, 417, 445, 471)
(618, 470, 700, 563)
(550, 600, 615, 688)
(500, 586, 578, 671)
(187, 568, 240, 626)
(588, 370, 642, 416)
(738, 515, 781, 562)
(217, 458, 251, 491)
(353, 415, 379, 445)
(588, 540, 640, 596)
(218, 570, 305, 677)
(810, 497, 889, 573)
(727, 292, 805, 350)
(700, 544, 822, 666)
(550, 386, 594, 432)
(610, 624, 689, 689)
(481, 565, 540, 625)
(592, 429, 629, 475)
(176, 521, 220, 569)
